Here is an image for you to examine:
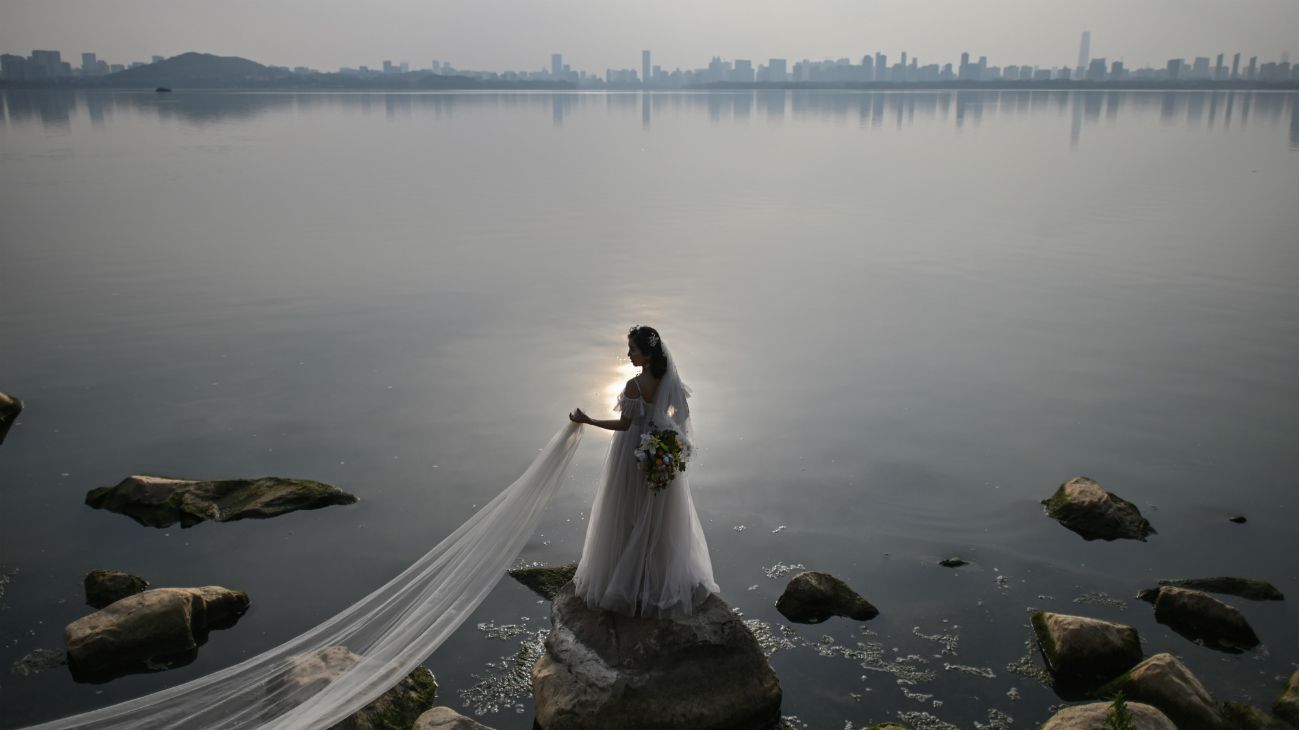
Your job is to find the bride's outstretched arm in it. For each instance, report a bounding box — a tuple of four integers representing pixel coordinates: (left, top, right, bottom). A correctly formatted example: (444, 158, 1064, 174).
(569, 408, 631, 432)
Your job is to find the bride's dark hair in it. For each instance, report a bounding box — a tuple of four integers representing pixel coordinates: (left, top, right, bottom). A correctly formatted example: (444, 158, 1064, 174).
(628, 325, 669, 379)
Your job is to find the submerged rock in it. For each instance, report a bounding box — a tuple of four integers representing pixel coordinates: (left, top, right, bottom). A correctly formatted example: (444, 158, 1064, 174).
(84, 569, 150, 609)
(1031, 611, 1142, 687)
(531, 582, 782, 730)
(1150, 586, 1259, 653)
(508, 563, 577, 601)
(1097, 652, 1224, 730)
(1042, 477, 1154, 541)
(85, 474, 358, 528)
(1229, 515, 1248, 524)
(1039, 701, 1176, 730)
(65, 586, 249, 682)
(938, 558, 968, 568)
(414, 706, 495, 730)
(775, 571, 878, 624)
(0, 391, 22, 445)
(266, 646, 438, 730)
(1275, 671, 1298, 726)
(1151, 577, 1284, 602)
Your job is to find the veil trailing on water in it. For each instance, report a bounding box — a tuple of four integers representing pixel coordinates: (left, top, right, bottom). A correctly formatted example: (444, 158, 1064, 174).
(24, 423, 584, 730)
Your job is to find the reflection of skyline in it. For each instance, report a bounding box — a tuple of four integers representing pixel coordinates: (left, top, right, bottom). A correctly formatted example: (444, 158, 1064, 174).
(2, 89, 1296, 149)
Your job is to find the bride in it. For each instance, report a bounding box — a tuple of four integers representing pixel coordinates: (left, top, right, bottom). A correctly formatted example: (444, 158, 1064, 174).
(568, 325, 719, 618)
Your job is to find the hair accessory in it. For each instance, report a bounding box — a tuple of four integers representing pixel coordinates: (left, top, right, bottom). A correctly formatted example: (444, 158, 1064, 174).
(648, 332, 659, 348)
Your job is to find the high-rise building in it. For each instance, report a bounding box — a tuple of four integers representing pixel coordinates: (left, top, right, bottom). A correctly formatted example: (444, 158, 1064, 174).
(1166, 59, 1183, 80)
(1191, 57, 1210, 79)
(551, 53, 562, 79)
(1246, 56, 1258, 80)
(1076, 31, 1091, 76)
(81, 52, 97, 73)
(642, 50, 650, 87)
(768, 58, 787, 82)
(1086, 58, 1107, 81)
(1231, 53, 1241, 80)
(874, 53, 886, 81)
(1214, 53, 1226, 80)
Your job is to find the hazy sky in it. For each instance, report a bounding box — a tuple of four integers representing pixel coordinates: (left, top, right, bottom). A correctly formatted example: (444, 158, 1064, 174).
(2, 0, 1297, 73)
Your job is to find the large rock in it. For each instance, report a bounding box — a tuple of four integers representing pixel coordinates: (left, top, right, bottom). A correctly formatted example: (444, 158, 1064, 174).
(1223, 702, 1292, 730)
(1151, 586, 1259, 652)
(1275, 671, 1298, 726)
(84, 569, 149, 609)
(509, 563, 578, 601)
(414, 706, 494, 730)
(1031, 611, 1143, 686)
(0, 390, 22, 444)
(1042, 477, 1154, 541)
(1040, 701, 1176, 730)
(532, 582, 782, 730)
(265, 646, 438, 730)
(1151, 577, 1284, 602)
(1098, 653, 1224, 730)
(65, 586, 249, 682)
(85, 474, 358, 528)
(775, 571, 878, 624)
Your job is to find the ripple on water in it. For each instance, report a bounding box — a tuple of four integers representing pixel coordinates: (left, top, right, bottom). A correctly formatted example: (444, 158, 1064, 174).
(457, 628, 548, 716)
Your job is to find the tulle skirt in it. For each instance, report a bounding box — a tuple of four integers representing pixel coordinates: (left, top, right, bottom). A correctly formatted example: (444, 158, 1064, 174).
(573, 426, 719, 618)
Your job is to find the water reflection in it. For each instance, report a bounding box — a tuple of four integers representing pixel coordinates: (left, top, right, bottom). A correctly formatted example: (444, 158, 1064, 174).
(1, 89, 1296, 149)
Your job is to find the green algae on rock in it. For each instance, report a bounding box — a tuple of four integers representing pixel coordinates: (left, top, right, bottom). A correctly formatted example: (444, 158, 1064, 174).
(507, 563, 577, 601)
(84, 569, 150, 609)
(1095, 653, 1224, 730)
(85, 474, 358, 528)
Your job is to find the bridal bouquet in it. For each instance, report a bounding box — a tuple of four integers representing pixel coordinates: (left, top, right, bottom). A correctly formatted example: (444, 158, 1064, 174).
(635, 423, 692, 493)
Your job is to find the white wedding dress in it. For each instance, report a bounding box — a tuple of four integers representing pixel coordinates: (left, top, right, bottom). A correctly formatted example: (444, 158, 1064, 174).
(573, 355, 719, 618)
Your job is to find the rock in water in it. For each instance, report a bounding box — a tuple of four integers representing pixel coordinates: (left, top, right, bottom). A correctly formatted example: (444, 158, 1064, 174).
(85, 474, 359, 528)
(1039, 701, 1176, 730)
(531, 582, 782, 730)
(265, 646, 438, 730)
(0, 391, 22, 445)
(1150, 586, 1259, 652)
(414, 706, 495, 730)
(1042, 477, 1154, 541)
(1154, 577, 1284, 602)
(1274, 670, 1298, 726)
(508, 563, 578, 601)
(1222, 701, 1293, 730)
(84, 570, 150, 609)
(1031, 611, 1143, 687)
(938, 558, 969, 568)
(775, 571, 879, 624)
(1097, 653, 1224, 730)
(65, 586, 249, 682)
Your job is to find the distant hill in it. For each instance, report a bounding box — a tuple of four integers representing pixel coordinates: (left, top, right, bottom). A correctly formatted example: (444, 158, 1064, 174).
(103, 52, 291, 88)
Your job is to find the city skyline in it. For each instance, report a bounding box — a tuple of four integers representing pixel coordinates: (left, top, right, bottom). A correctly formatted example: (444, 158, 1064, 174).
(1, 0, 1296, 75)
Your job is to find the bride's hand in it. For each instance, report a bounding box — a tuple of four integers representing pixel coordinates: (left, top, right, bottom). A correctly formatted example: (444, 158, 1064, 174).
(569, 408, 589, 424)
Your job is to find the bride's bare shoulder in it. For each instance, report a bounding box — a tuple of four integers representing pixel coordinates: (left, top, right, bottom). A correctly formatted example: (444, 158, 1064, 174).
(626, 374, 660, 401)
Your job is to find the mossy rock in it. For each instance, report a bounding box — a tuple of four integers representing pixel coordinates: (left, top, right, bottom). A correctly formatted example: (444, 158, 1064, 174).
(1151, 586, 1259, 653)
(507, 563, 577, 601)
(84, 569, 150, 609)
(1042, 477, 1154, 541)
(86, 475, 358, 528)
(1274, 671, 1298, 726)
(1095, 653, 1223, 730)
(1154, 577, 1284, 602)
(776, 570, 878, 624)
(341, 666, 438, 730)
(1222, 701, 1291, 730)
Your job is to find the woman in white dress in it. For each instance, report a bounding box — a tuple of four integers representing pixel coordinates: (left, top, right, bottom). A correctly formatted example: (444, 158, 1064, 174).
(568, 325, 719, 618)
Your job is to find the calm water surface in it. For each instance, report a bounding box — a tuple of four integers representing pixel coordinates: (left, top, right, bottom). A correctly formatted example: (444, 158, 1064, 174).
(0, 89, 1296, 729)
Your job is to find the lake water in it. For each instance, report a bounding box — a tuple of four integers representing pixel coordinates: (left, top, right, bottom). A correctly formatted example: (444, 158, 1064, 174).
(0, 89, 1296, 729)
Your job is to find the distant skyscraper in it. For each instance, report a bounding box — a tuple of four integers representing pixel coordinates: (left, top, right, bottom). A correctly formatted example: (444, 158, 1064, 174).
(551, 53, 562, 79)
(1214, 53, 1225, 80)
(1231, 52, 1241, 79)
(768, 58, 787, 82)
(642, 50, 650, 87)
(1076, 31, 1091, 76)
(81, 52, 96, 73)
(1246, 56, 1258, 80)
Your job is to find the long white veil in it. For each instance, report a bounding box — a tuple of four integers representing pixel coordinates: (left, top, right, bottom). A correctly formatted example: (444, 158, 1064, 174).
(649, 342, 692, 441)
(24, 422, 584, 730)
